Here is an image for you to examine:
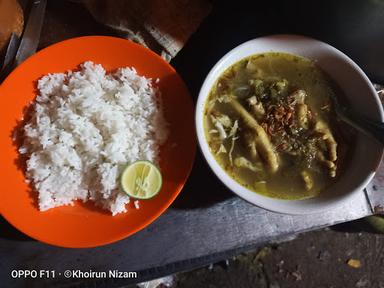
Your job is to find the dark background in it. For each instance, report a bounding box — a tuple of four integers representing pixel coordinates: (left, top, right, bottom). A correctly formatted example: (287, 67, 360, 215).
(173, 0, 384, 97)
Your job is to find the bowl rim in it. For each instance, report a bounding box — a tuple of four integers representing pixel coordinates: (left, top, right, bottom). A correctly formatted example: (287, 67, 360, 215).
(195, 34, 384, 215)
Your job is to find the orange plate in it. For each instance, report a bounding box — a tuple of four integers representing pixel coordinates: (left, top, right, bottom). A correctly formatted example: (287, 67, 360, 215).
(0, 36, 196, 248)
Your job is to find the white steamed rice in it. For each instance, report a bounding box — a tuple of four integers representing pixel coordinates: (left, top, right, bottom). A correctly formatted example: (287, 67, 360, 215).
(19, 61, 168, 215)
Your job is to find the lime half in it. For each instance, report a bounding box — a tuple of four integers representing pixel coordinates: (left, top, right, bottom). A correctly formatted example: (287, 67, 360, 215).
(120, 161, 162, 199)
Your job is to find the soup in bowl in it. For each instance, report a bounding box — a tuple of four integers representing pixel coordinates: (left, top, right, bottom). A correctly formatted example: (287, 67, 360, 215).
(196, 35, 383, 214)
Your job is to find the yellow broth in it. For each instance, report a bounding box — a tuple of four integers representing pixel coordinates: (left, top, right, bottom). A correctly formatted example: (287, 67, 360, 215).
(204, 52, 352, 200)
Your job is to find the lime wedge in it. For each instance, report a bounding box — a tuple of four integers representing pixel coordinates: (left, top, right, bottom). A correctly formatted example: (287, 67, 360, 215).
(120, 161, 162, 199)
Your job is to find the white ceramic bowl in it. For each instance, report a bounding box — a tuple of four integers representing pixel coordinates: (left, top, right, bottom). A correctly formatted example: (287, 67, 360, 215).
(196, 35, 384, 214)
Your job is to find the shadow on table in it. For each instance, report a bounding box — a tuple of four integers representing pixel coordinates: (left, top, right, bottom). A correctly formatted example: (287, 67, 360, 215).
(331, 218, 383, 234)
(0, 216, 34, 241)
(39, 0, 119, 49)
(171, 151, 233, 210)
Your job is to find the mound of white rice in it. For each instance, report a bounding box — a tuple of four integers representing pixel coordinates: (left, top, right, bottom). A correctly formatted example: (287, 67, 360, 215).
(19, 61, 168, 215)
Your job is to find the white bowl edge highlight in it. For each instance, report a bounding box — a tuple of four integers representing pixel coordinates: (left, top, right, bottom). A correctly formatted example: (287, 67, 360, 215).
(195, 34, 384, 215)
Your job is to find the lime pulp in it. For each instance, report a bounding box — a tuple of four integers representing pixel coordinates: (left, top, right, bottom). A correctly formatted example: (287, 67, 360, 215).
(120, 161, 162, 199)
